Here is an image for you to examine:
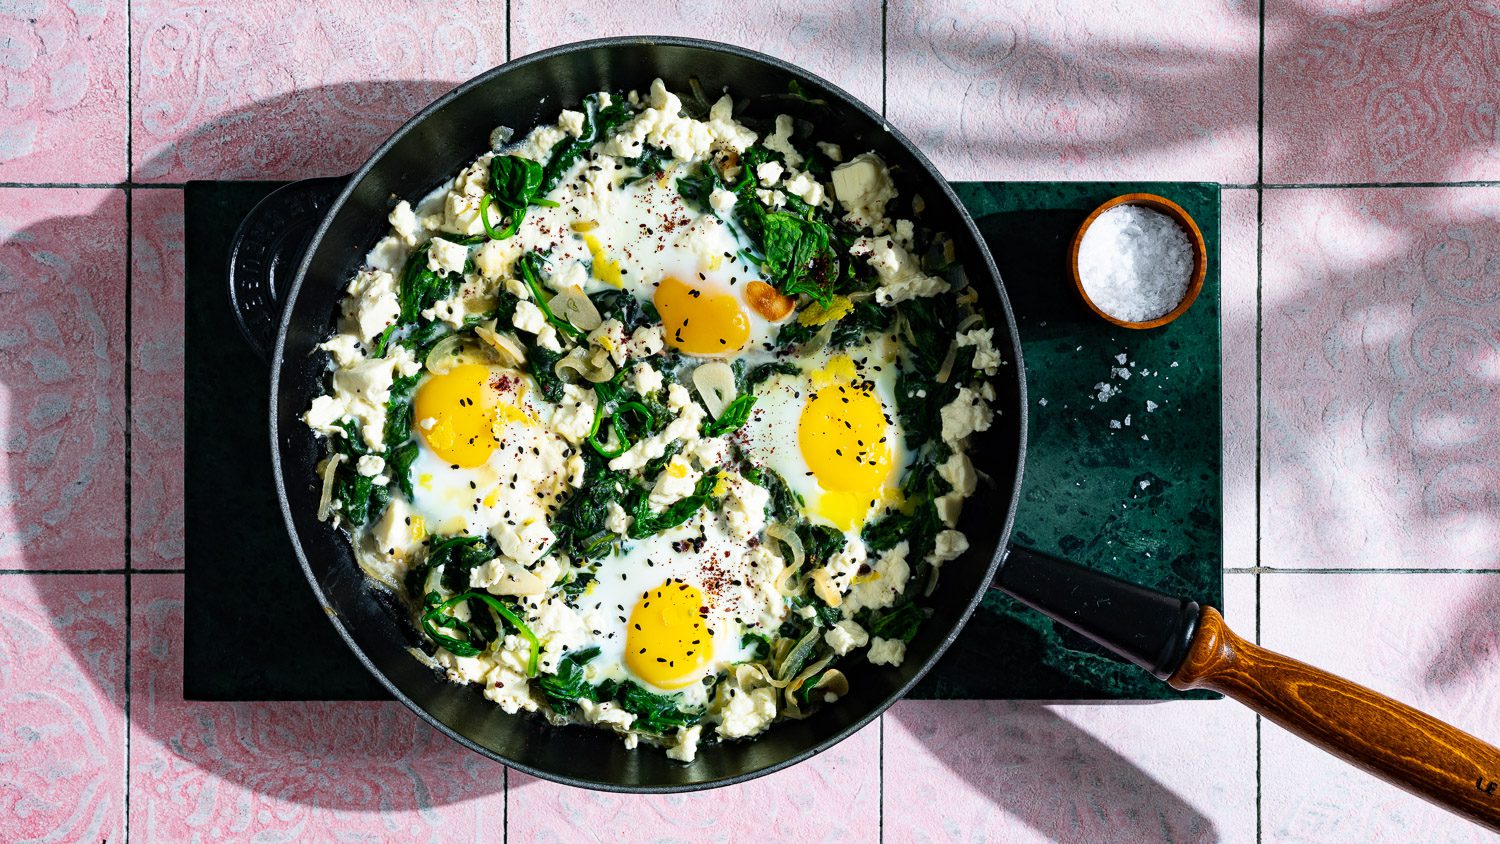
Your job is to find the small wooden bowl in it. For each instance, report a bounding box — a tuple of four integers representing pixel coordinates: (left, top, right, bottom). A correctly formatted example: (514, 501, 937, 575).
(1069, 193, 1207, 330)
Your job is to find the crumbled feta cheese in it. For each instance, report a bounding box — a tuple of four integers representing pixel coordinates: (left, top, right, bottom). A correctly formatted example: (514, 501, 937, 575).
(319, 332, 363, 367)
(782, 171, 824, 207)
(938, 451, 976, 497)
(577, 699, 635, 733)
(356, 454, 385, 477)
(606, 501, 632, 536)
(341, 268, 401, 344)
(608, 400, 706, 472)
(824, 619, 869, 656)
(755, 188, 786, 208)
(626, 325, 665, 358)
(721, 472, 769, 542)
(708, 187, 737, 214)
(565, 453, 586, 488)
(427, 237, 469, 277)
(929, 529, 969, 567)
(549, 384, 597, 445)
(604, 79, 716, 161)
(492, 518, 555, 566)
(868, 637, 906, 667)
(649, 454, 701, 510)
(366, 235, 408, 272)
(388, 200, 421, 246)
(666, 725, 703, 762)
(370, 497, 421, 561)
(705, 95, 758, 153)
(763, 115, 804, 167)
(940, 386, 994, 443)
(631, 362, 663, 395)
(588, 318, 629, 365)
(717, 684, 778, 740)
(831, 153, 897, 232)
(816, 141, 843, 162)
(843, 542, 909, 616)
(474, 236, 523, 280)
(512, 300, 560, 351)
(852, 235, 949, 304)
(471, 557, 548, 596)
(755, 160, 784, 185)
(957, 328, 1001, 375)
(558, 109, 586, 137)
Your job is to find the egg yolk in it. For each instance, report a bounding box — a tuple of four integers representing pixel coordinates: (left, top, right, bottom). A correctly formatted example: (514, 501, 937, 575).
(412, 364, 500, 469)
(653, 276, 749, 356)
(798, 356, 897, 529)
(625, 579, 714, 689)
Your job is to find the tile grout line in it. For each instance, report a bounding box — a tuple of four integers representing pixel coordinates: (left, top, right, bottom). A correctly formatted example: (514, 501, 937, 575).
(878, 5, 887, 839)
(124, 0, 135, 837)
(3, 180, 1499, 192)
(1254, 1, 1265, 839)
(8, 566, 1496, 576)
(878, 715, 885, 844)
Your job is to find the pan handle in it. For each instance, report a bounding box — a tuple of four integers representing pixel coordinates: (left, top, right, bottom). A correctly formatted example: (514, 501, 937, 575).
(227, 176, 349, 360)
(995, 545, 1500, 831)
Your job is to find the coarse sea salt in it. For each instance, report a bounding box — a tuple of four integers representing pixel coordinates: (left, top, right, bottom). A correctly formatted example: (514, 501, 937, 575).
(1078, 205, 1193, 322)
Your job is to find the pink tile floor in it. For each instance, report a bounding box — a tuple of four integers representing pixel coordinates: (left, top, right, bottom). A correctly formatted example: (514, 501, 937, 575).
(2, 0, 1498, 840)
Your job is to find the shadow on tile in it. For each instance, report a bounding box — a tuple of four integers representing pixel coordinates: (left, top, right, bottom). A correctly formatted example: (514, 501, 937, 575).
(888, 701, 1227, 843)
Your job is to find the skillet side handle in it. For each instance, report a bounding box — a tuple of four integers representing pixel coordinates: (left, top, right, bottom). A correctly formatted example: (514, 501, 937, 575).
(227, 176, 350, 360)
(995, 545, 1200, 679)
(1171, 607, 1500, 832)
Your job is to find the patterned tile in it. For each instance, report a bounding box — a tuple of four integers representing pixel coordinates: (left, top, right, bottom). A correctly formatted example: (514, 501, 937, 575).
(1260, 572, 1500, 842)
(0, 0, 128, 182)
(1264, 0, 1500, 183)
(507, 721, 880, 843)
(510, 0, 884, 111)
(882, 700, 1257, 844)
(131, 189, 184, 568)
(0, 574, 125, 844)
(128, 574, 506, 842)
(881, 573, 1258, 844)
(886, 0, 1260, 182)
(1222, 188, 1259, 572)
(0, 188, 126, 569)
(1260, 187, 1500, 569)
(130, 0, 507, 181)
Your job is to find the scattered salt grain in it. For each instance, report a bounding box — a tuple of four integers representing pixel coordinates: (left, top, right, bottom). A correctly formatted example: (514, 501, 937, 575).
(1078, 205, 1194, 322)
(1093, 382, 1119, 402)
(1139, 480, 1150, 490)
(1123, 414, 1132, 426)
(1146, 400, 1158, 412)
(1109, 419, 1122, 429)
(1115, 353, 1127, 364)
(1038, 398, 1049, 406)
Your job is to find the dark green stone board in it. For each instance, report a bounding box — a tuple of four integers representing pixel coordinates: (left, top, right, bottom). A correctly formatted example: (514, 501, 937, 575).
(183, 180, 1222, 702)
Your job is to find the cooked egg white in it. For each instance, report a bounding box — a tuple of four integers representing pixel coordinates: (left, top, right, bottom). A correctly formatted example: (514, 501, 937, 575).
(406, 360, 571, 540)
(735, 343, 911, 531)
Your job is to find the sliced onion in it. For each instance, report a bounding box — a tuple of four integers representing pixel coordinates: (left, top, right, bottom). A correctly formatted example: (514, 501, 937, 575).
(766, 522, 805, 571)
(691, 361, 737, 418)
(425, 334, 468, 375)
(555, 347, 616, 384)
(808, 568, 842, 607)
(316, 453, 344, 522)
(735, 662, 791, 690)
(802, 321, 837, 355)
(782, 655, 835, 717)
(935, 313, 985, 385)
(474, 320, 526, 367)
(548, 286, 602, 331)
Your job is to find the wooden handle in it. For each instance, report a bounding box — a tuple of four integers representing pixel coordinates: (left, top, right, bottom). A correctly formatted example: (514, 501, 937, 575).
(1169, 607, 1500, 832)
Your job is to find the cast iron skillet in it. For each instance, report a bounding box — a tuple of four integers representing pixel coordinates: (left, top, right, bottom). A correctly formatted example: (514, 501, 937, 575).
(244, 37, 1500, 827)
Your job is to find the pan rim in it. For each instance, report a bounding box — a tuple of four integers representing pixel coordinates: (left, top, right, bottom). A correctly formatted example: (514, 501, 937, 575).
(268, 34, 1028, 793)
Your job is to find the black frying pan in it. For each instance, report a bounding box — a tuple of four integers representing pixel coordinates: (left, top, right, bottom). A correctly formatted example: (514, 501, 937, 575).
(247, 37, 1500, 827)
